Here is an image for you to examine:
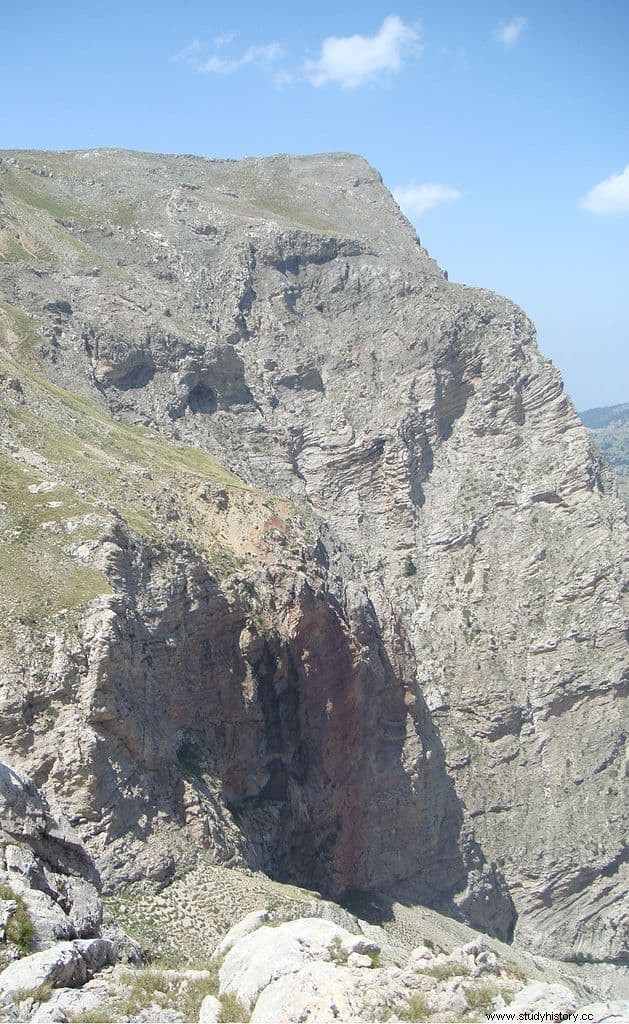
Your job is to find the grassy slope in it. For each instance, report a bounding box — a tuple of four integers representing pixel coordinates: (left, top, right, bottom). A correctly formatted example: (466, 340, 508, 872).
(0, 297, 287, 638)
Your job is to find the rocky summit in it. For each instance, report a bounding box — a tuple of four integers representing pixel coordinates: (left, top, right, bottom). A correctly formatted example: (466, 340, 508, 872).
(0, 148, 627, 1020)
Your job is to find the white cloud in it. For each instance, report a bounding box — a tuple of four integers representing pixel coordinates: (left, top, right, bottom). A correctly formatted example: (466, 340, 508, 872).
(495, 17, 527, 47)
(304, 15, 421, 89)
(173, 39, 201, 63)
(174, 37, 283, 75)
(393, 183, 462, 218)
(199, 42, 283, 75)
(580, 166, 629, 214)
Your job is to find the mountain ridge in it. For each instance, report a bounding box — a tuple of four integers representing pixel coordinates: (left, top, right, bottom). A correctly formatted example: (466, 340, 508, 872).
(0, 149, 626, 985)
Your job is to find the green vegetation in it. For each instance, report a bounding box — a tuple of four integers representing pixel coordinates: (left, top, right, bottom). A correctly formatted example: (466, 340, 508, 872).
(0, 300, 42, 356)
(329, 936, 350, 965)
(0, 236, 42, 263)
(0, 300, 270, 635)
(0, 452, 111, 631)
(39, 706, 59, 731)
(2, 168, 90, 225)
(403, 554, 417, 577)
(10, 983, 53, 1005)
(0, 883, 36, 954)
(580, 402, 629, 503)
(72, 962, 250, 1024)
(419, 961, 470, 981)
(464, 981, 503, 1011)
(398, 992, 433, 1022)
(218, 992, 250, 1022)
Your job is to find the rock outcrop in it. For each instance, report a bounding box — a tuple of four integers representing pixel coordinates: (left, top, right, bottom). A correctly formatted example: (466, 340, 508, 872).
(0, 762, 102, 949)
(0, 148, 626, 972)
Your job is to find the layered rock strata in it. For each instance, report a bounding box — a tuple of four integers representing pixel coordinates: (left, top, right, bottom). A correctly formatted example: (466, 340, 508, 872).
(0, 149, 626, 966)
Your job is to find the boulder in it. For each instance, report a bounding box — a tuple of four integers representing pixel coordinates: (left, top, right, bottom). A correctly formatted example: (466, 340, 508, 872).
(508, 981, 577, 1015)
(0, 938, 115, 1004)
(198, 993, 221, 1023)
(347, 952, 372, 969)
(250, 962, 362, 1023)
(211, 909, 269, 961)
(218, 917, 375, 1012)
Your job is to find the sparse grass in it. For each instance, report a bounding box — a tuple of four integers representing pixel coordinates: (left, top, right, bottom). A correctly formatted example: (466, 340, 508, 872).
(0, 883, 36, 954)
(11, 983, 53, 1005)
(0, 333, 264, 630)
(398, 992, 433, 1022)
(73, 966, 221, 1023)
(181, 969, 221, 1021)
(504, 963, 529, 982)
(0, 236, 43, 263)
(39, 706, 59, 731)
(2, 168, 90, 225)
(0, 300, 42, 355)
(0, 452, 110, 628)
(218, 992, 250, 1023)
(419, 961, 470, 981)
(328, 936, 350, 965)
(464, 981, 502, 1011)
(110, 201, 139, 228)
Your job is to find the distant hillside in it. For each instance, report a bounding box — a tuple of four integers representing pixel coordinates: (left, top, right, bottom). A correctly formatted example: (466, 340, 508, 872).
(580, 402, 629, 502)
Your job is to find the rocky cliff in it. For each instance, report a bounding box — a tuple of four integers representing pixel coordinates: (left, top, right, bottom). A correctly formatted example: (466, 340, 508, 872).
(581, 402, 629, 504)
(0, 149, 626, 970)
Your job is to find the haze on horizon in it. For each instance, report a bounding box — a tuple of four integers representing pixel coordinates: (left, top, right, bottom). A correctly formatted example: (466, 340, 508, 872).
(2, 0, 627, 410)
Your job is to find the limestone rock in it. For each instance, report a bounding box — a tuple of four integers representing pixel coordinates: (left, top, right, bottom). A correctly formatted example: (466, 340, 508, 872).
(218, 917, 370, 1012)
(507, 981, 578, 1015)
(0, 938, 115, 1003)
(0, 763, 103, 949)
(249, 961, 364, 1023)
(210, 909, 269, 961)
(0, 148, 626, 969)
(198, 994, 221, 1023)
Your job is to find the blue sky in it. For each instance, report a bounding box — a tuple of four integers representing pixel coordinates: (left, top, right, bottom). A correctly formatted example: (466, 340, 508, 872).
(2, 1, 628, 410)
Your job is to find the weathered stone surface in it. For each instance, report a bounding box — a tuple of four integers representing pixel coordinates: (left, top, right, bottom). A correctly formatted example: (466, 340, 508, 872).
(507, 981, 578, 1014)
(249, 961, 364, 1023)
(210, 909, 269, 961)
(218, 917, 371, 1011)
(0, 938, 115, 1003)
(0, 763, 103, 949)
(198, 994, 221, 1023)
(0, 148, 626, 969)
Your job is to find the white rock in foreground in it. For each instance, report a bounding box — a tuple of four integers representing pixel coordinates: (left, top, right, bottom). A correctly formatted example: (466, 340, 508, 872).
(0, 938, 115, 1003)
(250, 961, 363, 1023)
(218, 917, 379, 1012)
(211, 909, 269, 961)
(508, 981, 577, 1014)
(198, 993, 222, 1022)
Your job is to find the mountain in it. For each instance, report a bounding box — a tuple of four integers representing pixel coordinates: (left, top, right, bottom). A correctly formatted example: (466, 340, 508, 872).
(0, 149, 626, 997)
(580, 402, 629, 503)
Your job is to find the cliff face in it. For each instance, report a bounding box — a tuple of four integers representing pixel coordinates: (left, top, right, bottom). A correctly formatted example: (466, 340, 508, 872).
(0, 149, 626, 965)
(581, 402, 629, 504)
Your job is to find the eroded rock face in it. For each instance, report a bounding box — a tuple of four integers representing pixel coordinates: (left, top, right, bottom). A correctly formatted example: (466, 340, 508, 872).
(0, 762, 103, 947)
(0, 149, 626, 964)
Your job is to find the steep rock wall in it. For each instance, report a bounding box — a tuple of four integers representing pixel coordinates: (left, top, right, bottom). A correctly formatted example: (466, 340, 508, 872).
(0, 149, 626, 964)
